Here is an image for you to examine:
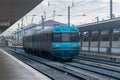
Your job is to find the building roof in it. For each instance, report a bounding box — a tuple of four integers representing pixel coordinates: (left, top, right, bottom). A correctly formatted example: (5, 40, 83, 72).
(37, 20, 65, 26)
(0, 0, 43, 33)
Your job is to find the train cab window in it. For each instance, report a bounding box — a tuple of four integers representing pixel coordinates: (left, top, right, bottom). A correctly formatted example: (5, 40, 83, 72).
(71, 33, 79, 42)
(53, 33, 61, 42)
(62, 33, 70, 42)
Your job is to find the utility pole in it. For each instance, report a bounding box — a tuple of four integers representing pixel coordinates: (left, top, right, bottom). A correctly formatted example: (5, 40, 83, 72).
(53, 10, 56, 20)
(21, 18, 24, 41)
(41, 15, 44, 29)
(17, 23, 20, 42)
(31, 15, 36, 24)
(21, 27, 23, 41)
(14, 31, 16, 51)
(44, 11, 46, 20)
(21, 18, 24, 27)
(95, 17, 99, 22)
(68, 6, 70, 26)
(110, 0, 113, 19)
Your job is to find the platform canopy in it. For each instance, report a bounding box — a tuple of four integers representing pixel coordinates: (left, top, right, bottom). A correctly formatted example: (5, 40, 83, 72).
(0, 0, 43, 33)
(78, 18, 120, 32)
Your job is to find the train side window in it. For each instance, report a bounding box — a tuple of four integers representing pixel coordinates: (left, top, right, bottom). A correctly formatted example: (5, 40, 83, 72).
(42, 34, 44, 41)
(44, 34, 47, 41)
(47, 34, 51, 41)
(39, 34, 41, 41)
(36, 35, 38, 42)
(47, 34, 52, 41)
(43, 34, 47, 41)
(27, 37, 28, 42)
(41, 34, 44, 41)
(45, 34, 48, 41)
(50, 34, 52, 41)
(31, 36, 34, 41)
(37, 35, 40, 42)
(35, 35, 37, 42)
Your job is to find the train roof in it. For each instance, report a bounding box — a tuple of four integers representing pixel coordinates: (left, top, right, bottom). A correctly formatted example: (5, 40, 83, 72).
(23, 25, 79, 37)
(36, 25, 79, 33)
(52, 25, 79, 32)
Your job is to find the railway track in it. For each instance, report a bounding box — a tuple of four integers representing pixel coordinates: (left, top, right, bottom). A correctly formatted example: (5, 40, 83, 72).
(3, 48, 91, 80)
(66, 61, 120, 79)
(76, 55, 120, 69)
(73, 56, 120, 79)
(3, 47, 119, 80)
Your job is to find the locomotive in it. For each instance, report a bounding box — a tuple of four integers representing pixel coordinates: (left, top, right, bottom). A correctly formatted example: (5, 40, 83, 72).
(23, 25, 80, 60)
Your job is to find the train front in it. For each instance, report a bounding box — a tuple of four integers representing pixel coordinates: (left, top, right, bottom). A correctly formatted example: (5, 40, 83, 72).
(52, 25, 80, 60)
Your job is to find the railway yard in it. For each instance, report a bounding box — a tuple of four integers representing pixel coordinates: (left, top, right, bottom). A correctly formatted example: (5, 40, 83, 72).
(1, 47, 120, 80)
(0, 0, 120, 80)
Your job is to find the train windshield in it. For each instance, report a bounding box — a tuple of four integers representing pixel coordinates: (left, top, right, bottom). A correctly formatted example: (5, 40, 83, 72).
(71, 33, 79, 42)
(53, 33, 79, 42)
(53, 33, 61, 42)
(62, 33, 70, 42)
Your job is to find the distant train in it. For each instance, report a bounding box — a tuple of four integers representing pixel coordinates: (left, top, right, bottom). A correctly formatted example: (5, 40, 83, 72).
(23, 25, 80, 60)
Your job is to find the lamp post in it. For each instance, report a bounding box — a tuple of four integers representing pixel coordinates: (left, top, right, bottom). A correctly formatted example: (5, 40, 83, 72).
(95, 16, 99, 22)
(53, 10, 56, 20)
(41, 15, 44, 29)
(110, 0, 113, 19)
(31, 15, 37, 24)
(44, 11, 46, 20)
(14, 31, 16, 51)
(68, 6, 70, 26)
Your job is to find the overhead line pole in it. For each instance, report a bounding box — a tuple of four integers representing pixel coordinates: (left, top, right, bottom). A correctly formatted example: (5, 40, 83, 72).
(44, 11, 46, 20)
(68, 6, 70, 26)
(53, 10, 56, 20)
(41, 15, 44, 29)
(110, 0, 113, 19)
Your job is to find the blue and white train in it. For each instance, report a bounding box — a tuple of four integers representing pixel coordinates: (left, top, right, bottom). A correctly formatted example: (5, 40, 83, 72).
(23, 25, 80, 60)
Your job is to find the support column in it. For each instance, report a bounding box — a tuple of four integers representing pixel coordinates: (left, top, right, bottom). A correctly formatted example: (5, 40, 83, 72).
(88, 31, 91, 53)
(109, 29, 113, 54)
(80, 32, 83, 52)
(98, 30, 101, 53)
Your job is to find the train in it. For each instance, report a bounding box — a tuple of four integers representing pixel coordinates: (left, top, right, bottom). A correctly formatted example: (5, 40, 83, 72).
(23, 25, 80, 60)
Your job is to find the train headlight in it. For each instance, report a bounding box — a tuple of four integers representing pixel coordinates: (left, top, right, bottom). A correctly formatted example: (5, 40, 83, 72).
(56, 44, 60, 48)
(72, 44, 77, 47)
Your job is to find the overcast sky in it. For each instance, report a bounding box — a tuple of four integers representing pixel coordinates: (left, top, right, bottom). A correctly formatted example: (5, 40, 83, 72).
(2, 0, 120, 36)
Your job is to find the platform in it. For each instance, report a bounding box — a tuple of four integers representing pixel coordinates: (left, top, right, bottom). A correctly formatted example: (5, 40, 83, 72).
(0, 49, 51, 80)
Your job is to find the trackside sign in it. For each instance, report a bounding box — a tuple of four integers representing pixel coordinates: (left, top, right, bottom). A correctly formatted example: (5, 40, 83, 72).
(0, 21, 10, 26)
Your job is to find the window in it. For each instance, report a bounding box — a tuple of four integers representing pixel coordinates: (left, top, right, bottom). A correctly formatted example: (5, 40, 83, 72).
(113, 35, 120, 41)
(53, 32, 79, 42)
(83, 36, 88, 42)
(101, 36, 109, 41)
(113, 29, 120, 34)
(101, 30, 109, 35)
(62, 33, 70, 42)
(92, 37, 98, 41)
(53, 33, 61, 42)
(92, 31, 98, 35)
